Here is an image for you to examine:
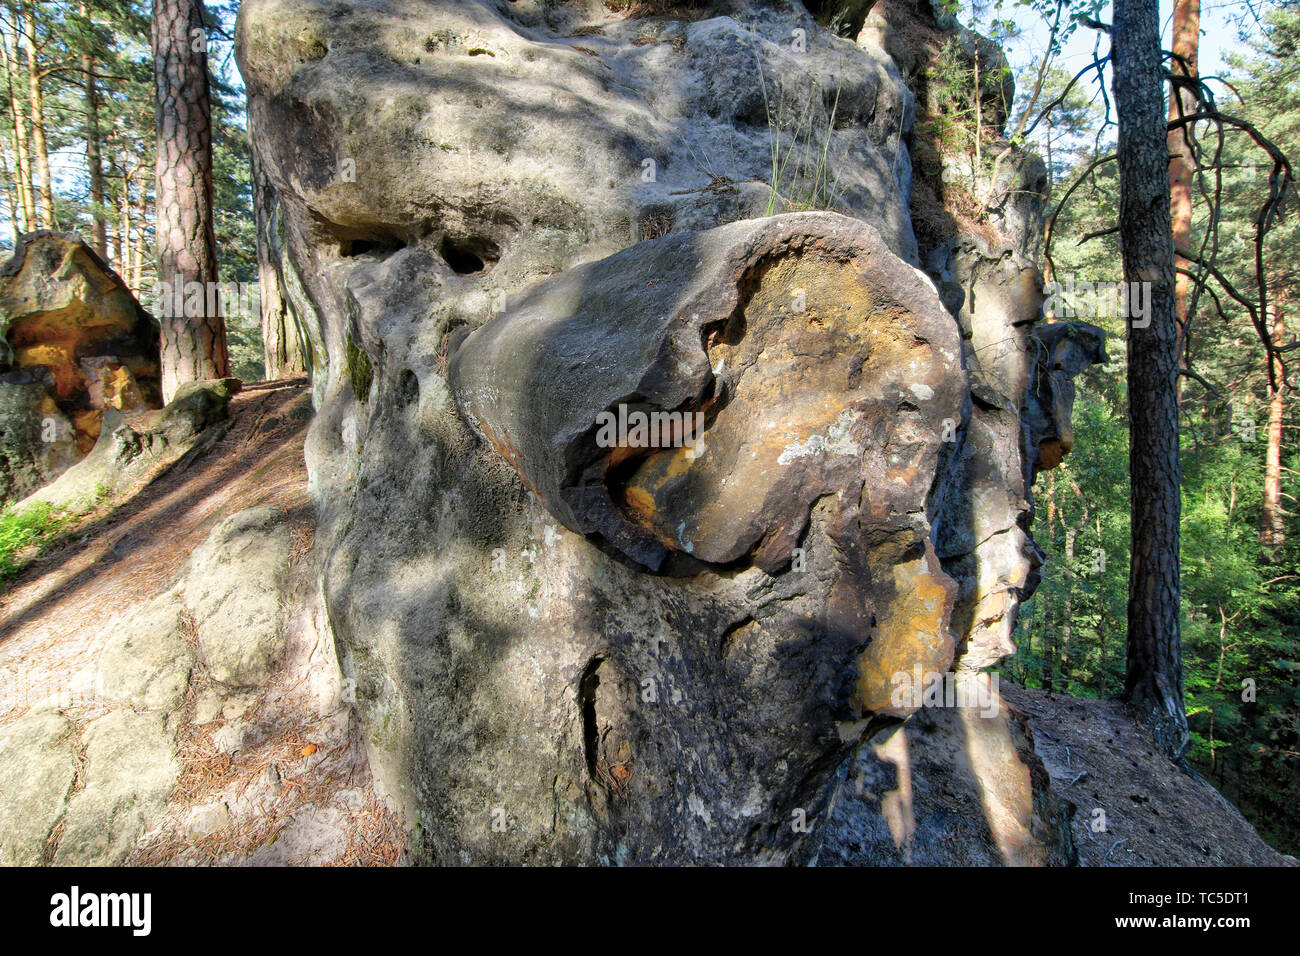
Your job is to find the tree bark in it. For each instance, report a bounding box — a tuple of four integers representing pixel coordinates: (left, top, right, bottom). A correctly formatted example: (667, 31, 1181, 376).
(21, 0, 55, 228)
(0, 15, 35, 231)
(1167, 0, 1200, 358)
(132, 165, 147, 293)
(119, 164, 134, 290)
(1261, 304, 1287, 552)
(252, 146, 305, 379)
(1113, 0, 1190, 760)
(0, 136, 20, 242)
(80, 3, 107, 258)
(152, 0, 228, 401)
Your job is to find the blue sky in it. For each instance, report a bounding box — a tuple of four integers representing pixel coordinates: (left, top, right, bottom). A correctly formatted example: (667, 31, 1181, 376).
(989, 0, 1264, 100)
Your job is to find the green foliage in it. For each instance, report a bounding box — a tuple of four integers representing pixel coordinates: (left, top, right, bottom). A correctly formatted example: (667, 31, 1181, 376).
(1000, 2, 1300, 855)
(757, 62, 844, 215)
(925, 38, 986, 156)
(0, 501, 74, 582)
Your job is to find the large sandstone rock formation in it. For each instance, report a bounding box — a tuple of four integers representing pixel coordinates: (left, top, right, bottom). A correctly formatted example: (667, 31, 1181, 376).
(0, 232, 162, 502)
(237, 0, 1103, 863)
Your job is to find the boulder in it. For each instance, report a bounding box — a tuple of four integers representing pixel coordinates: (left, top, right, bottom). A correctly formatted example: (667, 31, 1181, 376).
(21, 377, 240, 512)
(181, 506, 293, 688)
(0, 232, 162, 501)
(449, 212, 965, 580)
(96, 595, 195, 713)
(0, 367, 80, 503)
(53, 709, 178, 865)
(0, 710, 78, 866)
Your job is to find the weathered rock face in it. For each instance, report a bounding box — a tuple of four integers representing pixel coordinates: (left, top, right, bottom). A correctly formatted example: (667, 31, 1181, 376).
(182, 506, 294, 688)
(0, 232, 162, 501)
(863, 0, 1096, 678)
(237, 0, 1099, 863)
(0, 368, 81, 505)
(819, 676, 1076, 866)
(449, 214, 964, 575)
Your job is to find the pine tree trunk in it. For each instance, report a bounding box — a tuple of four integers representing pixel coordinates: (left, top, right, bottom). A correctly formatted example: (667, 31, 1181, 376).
(0, 20, 36, 231)
(252, 147, 305, 379)
(21, 1, 55, 229)
(132, 171, 147, 293)
(1168, 0, 1199, 381)
(80, 3, 107, 257)
(152, 0, 228, 401)
(0, 137, 20, 242)
(1261, 304, 1287, 552)
(1114, 0, 1190, 760)
(120, 166, 133, 290)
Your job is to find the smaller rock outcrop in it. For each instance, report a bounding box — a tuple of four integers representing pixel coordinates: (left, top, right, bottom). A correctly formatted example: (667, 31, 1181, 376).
(181, 506, 293, 688)
(0, 232, 162, 502)
(0, 502, 300, 865)
(1026, 322, 1109, 476)
(23, 377, 240, 512)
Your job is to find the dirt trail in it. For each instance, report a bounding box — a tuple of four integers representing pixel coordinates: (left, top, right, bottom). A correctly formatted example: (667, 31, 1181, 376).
(0, 380, 312, 683)
(1006, 684, 1295, 866)
(0, 380, 402, 865)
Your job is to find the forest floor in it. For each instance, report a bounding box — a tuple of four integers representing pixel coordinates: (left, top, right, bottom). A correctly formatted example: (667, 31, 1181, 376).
(1007, 684, 1295, 866)
(0, 380, 403, 865)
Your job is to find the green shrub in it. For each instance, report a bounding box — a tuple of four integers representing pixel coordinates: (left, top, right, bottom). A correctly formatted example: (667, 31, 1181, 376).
(0, 502, 75, 583)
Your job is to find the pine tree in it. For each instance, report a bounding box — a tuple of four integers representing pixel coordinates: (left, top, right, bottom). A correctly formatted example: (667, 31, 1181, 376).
(152, 0, 228, 399)
(1113, 0, 1190, 760)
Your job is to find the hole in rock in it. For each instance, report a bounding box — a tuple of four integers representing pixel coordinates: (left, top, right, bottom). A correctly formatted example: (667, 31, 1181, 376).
(579, 658, 604, 780)
(440, 235, 499, 275)
(720, 616, 756, 656)
(339, 234, 407, 259)
(398, 369, 420, 407)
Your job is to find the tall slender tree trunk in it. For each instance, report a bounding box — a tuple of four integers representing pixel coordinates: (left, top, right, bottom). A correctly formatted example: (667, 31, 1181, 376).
(21, 1, 55, 229)
(1262, 304, 1287, 552)
(1113, 0, 1190, 760)
(1168, 0, 1200, 358)
(132, 167, 148, 292)
(0, 138, 20, 242)
(1061, 476, 1089, 691)
(120, 165, 133, 288)
(1, 21, 35, 231)
(252, 146, 305, 379)
(80, 3, 107, 257)
(153, 0, 228, 400)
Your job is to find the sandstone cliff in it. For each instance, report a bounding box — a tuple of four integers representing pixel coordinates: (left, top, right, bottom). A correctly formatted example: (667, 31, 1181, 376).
(228, 0, 1119, 864)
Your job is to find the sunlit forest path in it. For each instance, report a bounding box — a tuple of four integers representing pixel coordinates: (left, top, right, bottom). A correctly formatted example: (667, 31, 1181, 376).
(0, 381, 402, 865)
